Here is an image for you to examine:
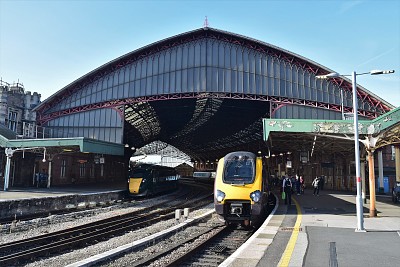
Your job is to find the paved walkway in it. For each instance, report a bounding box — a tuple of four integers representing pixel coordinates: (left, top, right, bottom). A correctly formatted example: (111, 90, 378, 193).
(262, 189, 400, 267)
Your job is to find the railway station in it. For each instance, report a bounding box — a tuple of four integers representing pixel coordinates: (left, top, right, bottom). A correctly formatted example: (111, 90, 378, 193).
(1, 27, 399, 266)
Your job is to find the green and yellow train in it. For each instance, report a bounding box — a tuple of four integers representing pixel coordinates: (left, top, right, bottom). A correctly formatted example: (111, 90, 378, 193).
(128, 163, 179, 197)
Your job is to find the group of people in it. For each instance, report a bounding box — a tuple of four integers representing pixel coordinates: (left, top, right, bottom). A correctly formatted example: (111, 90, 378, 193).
(281, 175, 325, 205)
(281, 175, 304, 205)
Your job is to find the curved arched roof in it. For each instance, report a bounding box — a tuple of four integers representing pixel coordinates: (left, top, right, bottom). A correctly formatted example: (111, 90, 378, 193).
(35, 27, 394, 116)
(33, 27, 395, 161)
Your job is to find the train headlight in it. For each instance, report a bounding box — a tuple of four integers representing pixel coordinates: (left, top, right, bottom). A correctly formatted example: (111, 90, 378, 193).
(216, 190, 226, 202)
(250, 190, 261, 203)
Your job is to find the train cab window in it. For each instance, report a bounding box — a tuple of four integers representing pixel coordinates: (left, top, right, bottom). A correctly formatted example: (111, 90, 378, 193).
(224, 156, 255, 183)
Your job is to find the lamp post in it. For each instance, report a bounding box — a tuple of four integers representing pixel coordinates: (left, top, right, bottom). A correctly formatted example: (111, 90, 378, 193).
(316, 69, 394, 232)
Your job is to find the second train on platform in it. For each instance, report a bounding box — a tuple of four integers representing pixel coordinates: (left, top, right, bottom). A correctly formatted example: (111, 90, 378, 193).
(128, 163, 180, 197)
(214, 151, 270, 227)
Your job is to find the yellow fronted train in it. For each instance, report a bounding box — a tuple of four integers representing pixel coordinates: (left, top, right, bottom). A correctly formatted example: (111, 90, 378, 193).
(214, 151, 270, 227)
(128, 163, 179, 197)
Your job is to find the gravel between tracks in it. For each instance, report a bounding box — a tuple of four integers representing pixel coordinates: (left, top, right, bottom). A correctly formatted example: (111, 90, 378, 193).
(1, 192, 215, 267)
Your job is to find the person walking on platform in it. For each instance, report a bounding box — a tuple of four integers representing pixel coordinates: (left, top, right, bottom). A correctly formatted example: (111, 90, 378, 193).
(295, 175, 301, 195)
(312, 176, 321, 196)
(300, 176, 305, 194)
(282, 176, 292, 205)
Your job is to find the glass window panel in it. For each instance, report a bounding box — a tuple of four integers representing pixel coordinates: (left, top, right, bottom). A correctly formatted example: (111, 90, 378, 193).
(170, 71, 176, 92)
(158, 74, 163, 94)
(107, 75, 113, 88)
(153, 56, 159, 76)
(176, 46, 183, 70)
(188, 68, 194, 92)
(212, 42, 218, 66)
(135, 63, 141, 80)
(206, 40, 212, 66)
(128, 81, 134, 97)
(231, 48, 237, 70)
(274, 78, 280, 95)
(200, 67, 206, 91)
(159, 54, 165, 74)
(151, 75, 158, 94)
(280, 62, 285, 79)
(268, 76, 273, 95)
(211, 67, 218, 91)
(237, 49, 243, 71)
(243, 50, 249, 72)
(117, 85, 123, 99)
(182, 45, 188, 69)
(188, 44, 195, 68)
(255, 74, 261, 94)
(147, 58, 153, 76)
(169, 49, 177, 71)
(200, 41, 207, 66)
(308, 85, 317, 101)
(118, 70, 124, 85)
(164, 73, 170, 93)
(268, 58, 274, 77)
(249, 52, 255, 73)
(243, 72, 249, 93)
(262, 55, 267, 76)
(255, 54, 261, 74)
(249, 72, 255, 93)
(107, 87, 113, 100)
(280, 80, 286, 97)
(181, 69, 188, 92)
(122, 83, 128, 98)
(140, 79, 146, 95)
(130, 64, 136, 81)
(224, 69, 230, 92)
(238, 71, 244, 93)
(206, 67, 212, 91)
(194, 67, 201, 91)
(146, 77, 152, 95)
(141, 60, 147, 78)
(261, 75, 267, 95)
(225, 46, 231, 69)
(218, 44, 225, 68)
(218, 68, 224, 92)
(231, 70, 237, 92)
(125, 65, 131, 83)
(194, 43, 201, 67)
(134, 80, 140, 96)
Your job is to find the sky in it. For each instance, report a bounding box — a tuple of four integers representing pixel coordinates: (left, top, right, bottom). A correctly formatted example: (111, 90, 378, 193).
(1, 0, 399, 107)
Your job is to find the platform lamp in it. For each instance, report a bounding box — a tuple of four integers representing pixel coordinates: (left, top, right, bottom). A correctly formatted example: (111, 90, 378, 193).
(316, 69, 394, 232)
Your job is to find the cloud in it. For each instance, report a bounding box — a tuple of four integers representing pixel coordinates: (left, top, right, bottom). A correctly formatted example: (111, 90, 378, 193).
(356, 47, 397, 67)
(339, 1, 363, 14)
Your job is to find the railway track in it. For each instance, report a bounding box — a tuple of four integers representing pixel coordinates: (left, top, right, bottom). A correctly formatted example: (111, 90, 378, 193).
(0, 189, 212, 266)
(121, 224, 254, 267)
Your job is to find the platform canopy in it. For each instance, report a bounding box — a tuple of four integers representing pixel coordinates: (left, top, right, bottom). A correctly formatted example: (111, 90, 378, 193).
(263, 107, 400, 156)
(0, 136, 124, 156)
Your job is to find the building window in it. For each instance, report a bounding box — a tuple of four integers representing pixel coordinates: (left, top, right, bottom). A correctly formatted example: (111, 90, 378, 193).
(8, 110, 18, 132)
(79, 163, 86, 177)
(392, 146, 396, 161)
(60, 159, 67, 178)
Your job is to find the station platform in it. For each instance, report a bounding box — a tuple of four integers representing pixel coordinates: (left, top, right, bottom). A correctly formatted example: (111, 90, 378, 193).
(221, 189, 400, 267)
(0, 183, 127, 220)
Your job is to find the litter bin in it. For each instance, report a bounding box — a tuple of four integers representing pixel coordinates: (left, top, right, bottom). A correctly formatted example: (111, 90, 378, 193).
(383, 177, 389, 193)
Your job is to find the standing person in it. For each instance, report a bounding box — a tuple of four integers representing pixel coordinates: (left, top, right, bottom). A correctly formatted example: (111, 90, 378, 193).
(282, 176, 292, 205)
(312, 176, 320, 196)
(300, 175, 305, 194)
(320, 176, 325, 190)
(295, 175, 301, 195)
